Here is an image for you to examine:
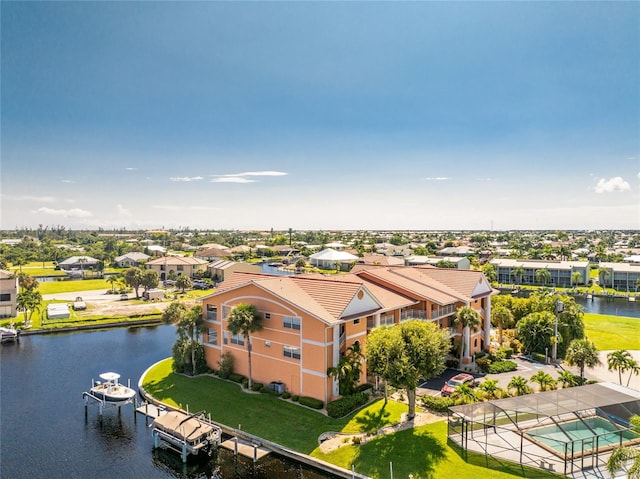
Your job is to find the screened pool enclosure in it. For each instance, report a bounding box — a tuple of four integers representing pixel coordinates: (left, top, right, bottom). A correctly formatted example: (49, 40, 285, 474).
(447, 383, 640, 476)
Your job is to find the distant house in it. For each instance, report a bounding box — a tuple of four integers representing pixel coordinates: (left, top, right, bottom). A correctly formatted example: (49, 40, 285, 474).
(194, 247, 232, 262)
(406, 256, 470, 270)
(439, 246, 474, 256)
(0, 269, 18, 318)
(57, 256, 100, 271)
(597, 262, 640, 291)
(145, 256, 208, 281)
(207, 260, 262, 283)
(358, 254, 404, 267)
(146, 245, 167, 256)
(114, 252, 150, 268)
(308, 248, 358, 270)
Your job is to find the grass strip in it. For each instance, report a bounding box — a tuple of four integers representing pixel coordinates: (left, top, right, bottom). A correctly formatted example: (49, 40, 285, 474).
(583, 313, 640, 350)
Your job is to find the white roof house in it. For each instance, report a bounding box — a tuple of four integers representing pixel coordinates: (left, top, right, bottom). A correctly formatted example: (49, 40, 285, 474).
(309, 248, 358, 271)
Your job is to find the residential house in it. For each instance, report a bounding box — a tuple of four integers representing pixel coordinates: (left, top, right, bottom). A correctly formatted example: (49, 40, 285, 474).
(195, 247, 232, 262)
(207, 260, 262, 283)
(114, 252, 150, 268)
(145, 256, 209, 281)
(57, 255, 100, 271)
(439, 246, 474, 256)
(200, 264, 495, 404)
(358, 254, 404, 267)
(405, 256, 470, 270)
(490, 258, 591, 287)
(0, 269, 18, 318)
(308, 248, 358, 270)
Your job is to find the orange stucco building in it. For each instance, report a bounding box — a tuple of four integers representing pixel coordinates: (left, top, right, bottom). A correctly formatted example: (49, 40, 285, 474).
(200, 264, 495, 405)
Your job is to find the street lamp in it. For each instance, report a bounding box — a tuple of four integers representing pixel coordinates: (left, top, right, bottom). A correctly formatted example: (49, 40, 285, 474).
(552, 298, 563, 362)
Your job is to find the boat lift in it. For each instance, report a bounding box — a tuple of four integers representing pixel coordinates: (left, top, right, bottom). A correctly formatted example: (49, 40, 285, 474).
(82, 377, 137, 418)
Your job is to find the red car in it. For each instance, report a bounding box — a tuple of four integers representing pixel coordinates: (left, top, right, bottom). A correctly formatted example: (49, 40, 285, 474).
(441, 373, 475, 396)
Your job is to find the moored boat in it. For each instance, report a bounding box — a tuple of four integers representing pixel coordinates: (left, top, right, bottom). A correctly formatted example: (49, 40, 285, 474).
(88, 372, 136, 405)
(0, 327, 19, 343)
(151, 410, 222, 461)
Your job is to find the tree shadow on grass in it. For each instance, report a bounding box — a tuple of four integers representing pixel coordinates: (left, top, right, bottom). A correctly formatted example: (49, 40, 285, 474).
(352, 426, 447, 479)
(354, 404, 392, 434)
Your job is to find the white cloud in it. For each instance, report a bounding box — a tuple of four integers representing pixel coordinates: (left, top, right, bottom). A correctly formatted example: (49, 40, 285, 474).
(210, 177, 256, 183)
(117, 204, 133, 220)
(424, 177, 449, 181)
(170, 176, 204, 182)
(594, 176, 630, 194)
(35, 207, 93, 218)
(125, 167, 138, 171)
(2, 194, 56, 203)
(61, 179, 75, 184)
(637, 171, 640, 179)
(152, 205, 221, 211)
(210, 170, 288, 183)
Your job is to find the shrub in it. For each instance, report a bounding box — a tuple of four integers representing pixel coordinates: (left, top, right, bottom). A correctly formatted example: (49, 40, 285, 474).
(281, 391, 291, 400)
(498, 347, 513, 359)
(487, 360, 517, 374)
(476, 357, 492, 373)
(242, 378, 249, 389)
(356, 383, 374, 393)
(218, 351, 234, 379)
(229, 373, 246, 383)
(326, 392, 369, 418)
(445, 358, 458, 368)
(421, 395, 455, 413)
(291, 395, 299, 402)
(251, 382, 263, 392)
(531, 352, 546, 364)
(299, 396, 324, 410)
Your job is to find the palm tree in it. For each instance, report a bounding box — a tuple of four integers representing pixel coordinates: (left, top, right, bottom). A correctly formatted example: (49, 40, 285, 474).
(565, 338, 601, 383)
(175, 274, 192, 292)
(557, 370, 578, 388)
(535, 268, 551, 287)
(227, 303, 263, 389)
(178, 305, 204, 376)
(625, 359, 640, 388)
(607, 350, 634, 386)
(607, 415, 640, 479)
(530, 371, 557, 392)
(598, 266, 611, 289)
(16, 290, 42, 328)
(491, 305, 514, 346)
(570, 271, 582, 287)
(107, 274, 120, 294)
(454, 306, 481, 369)
(327, 343, 363, 396)
(451, 382, 479, 405)
(477, 378, 505, 400)
(507, 375, 532, 396)
(512, 266, 525, 286)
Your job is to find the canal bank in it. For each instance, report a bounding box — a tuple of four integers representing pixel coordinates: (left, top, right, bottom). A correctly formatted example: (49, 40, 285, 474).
(137, 360, 369, 479)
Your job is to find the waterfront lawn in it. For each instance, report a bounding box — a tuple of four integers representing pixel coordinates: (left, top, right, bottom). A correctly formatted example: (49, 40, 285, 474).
(312, 421, 561, 479)
(583, 313, 640, 350)
(143, 359, 561, 479)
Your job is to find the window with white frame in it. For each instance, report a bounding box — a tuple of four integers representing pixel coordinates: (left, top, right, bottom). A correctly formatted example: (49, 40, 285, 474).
(283, 345, 301, 360)
(206, 304, 217, 321)
(283, 316, 301, 330)
(230, 333, 245, 346)
(207, 328, 218, 345)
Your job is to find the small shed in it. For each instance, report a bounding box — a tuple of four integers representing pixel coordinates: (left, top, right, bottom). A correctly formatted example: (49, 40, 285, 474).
(47, 303, 70, 319)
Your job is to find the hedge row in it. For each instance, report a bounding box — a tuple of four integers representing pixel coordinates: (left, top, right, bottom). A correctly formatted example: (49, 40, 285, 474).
(420, 395, 455, 413)
(298, 396, 324, 410)
(487, 360, 517, 374)
(326, 392, 369, 418)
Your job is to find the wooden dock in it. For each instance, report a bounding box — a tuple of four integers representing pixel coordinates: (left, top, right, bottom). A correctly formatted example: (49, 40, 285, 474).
(136, 402, 167, 419)
(220, 437, 271, 461)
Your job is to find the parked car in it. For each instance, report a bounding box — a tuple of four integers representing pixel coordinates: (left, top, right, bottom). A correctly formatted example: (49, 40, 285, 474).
(441, 373, 475, 397)
(192, 280, 211, 290)
(120, 294, 128, 301)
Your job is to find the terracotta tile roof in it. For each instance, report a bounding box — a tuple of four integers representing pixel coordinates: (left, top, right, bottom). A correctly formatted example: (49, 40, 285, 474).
(146, 256, 208, 266)
(413, 266, 493, 299)
(0, 269, 15, 280)
(328, 273, 417, 311)
(354, 266, 466, 305)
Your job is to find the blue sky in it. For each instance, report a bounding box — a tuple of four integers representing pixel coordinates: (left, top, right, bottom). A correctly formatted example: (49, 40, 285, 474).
(2, 1, 638, 231)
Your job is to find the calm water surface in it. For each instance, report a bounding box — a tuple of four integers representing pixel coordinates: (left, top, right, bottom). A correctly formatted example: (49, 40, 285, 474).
(0, 326, 336, 479)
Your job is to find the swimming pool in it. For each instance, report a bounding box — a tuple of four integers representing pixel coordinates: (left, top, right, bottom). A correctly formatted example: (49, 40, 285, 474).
(526, 416, 638, 456)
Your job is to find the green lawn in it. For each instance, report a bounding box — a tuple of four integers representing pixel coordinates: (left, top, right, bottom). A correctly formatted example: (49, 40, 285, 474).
(583, 313, 640, 350)
(38, 278, 111, 295)
(142, 359, 561, 479)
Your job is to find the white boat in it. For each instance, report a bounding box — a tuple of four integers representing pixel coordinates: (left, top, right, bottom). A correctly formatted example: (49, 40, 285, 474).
(0, 327, 19, 343)
(88, 372, 136, 405)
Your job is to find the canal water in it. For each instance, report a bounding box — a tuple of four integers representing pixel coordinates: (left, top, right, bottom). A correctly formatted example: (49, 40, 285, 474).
(0, 326, 337, 479)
